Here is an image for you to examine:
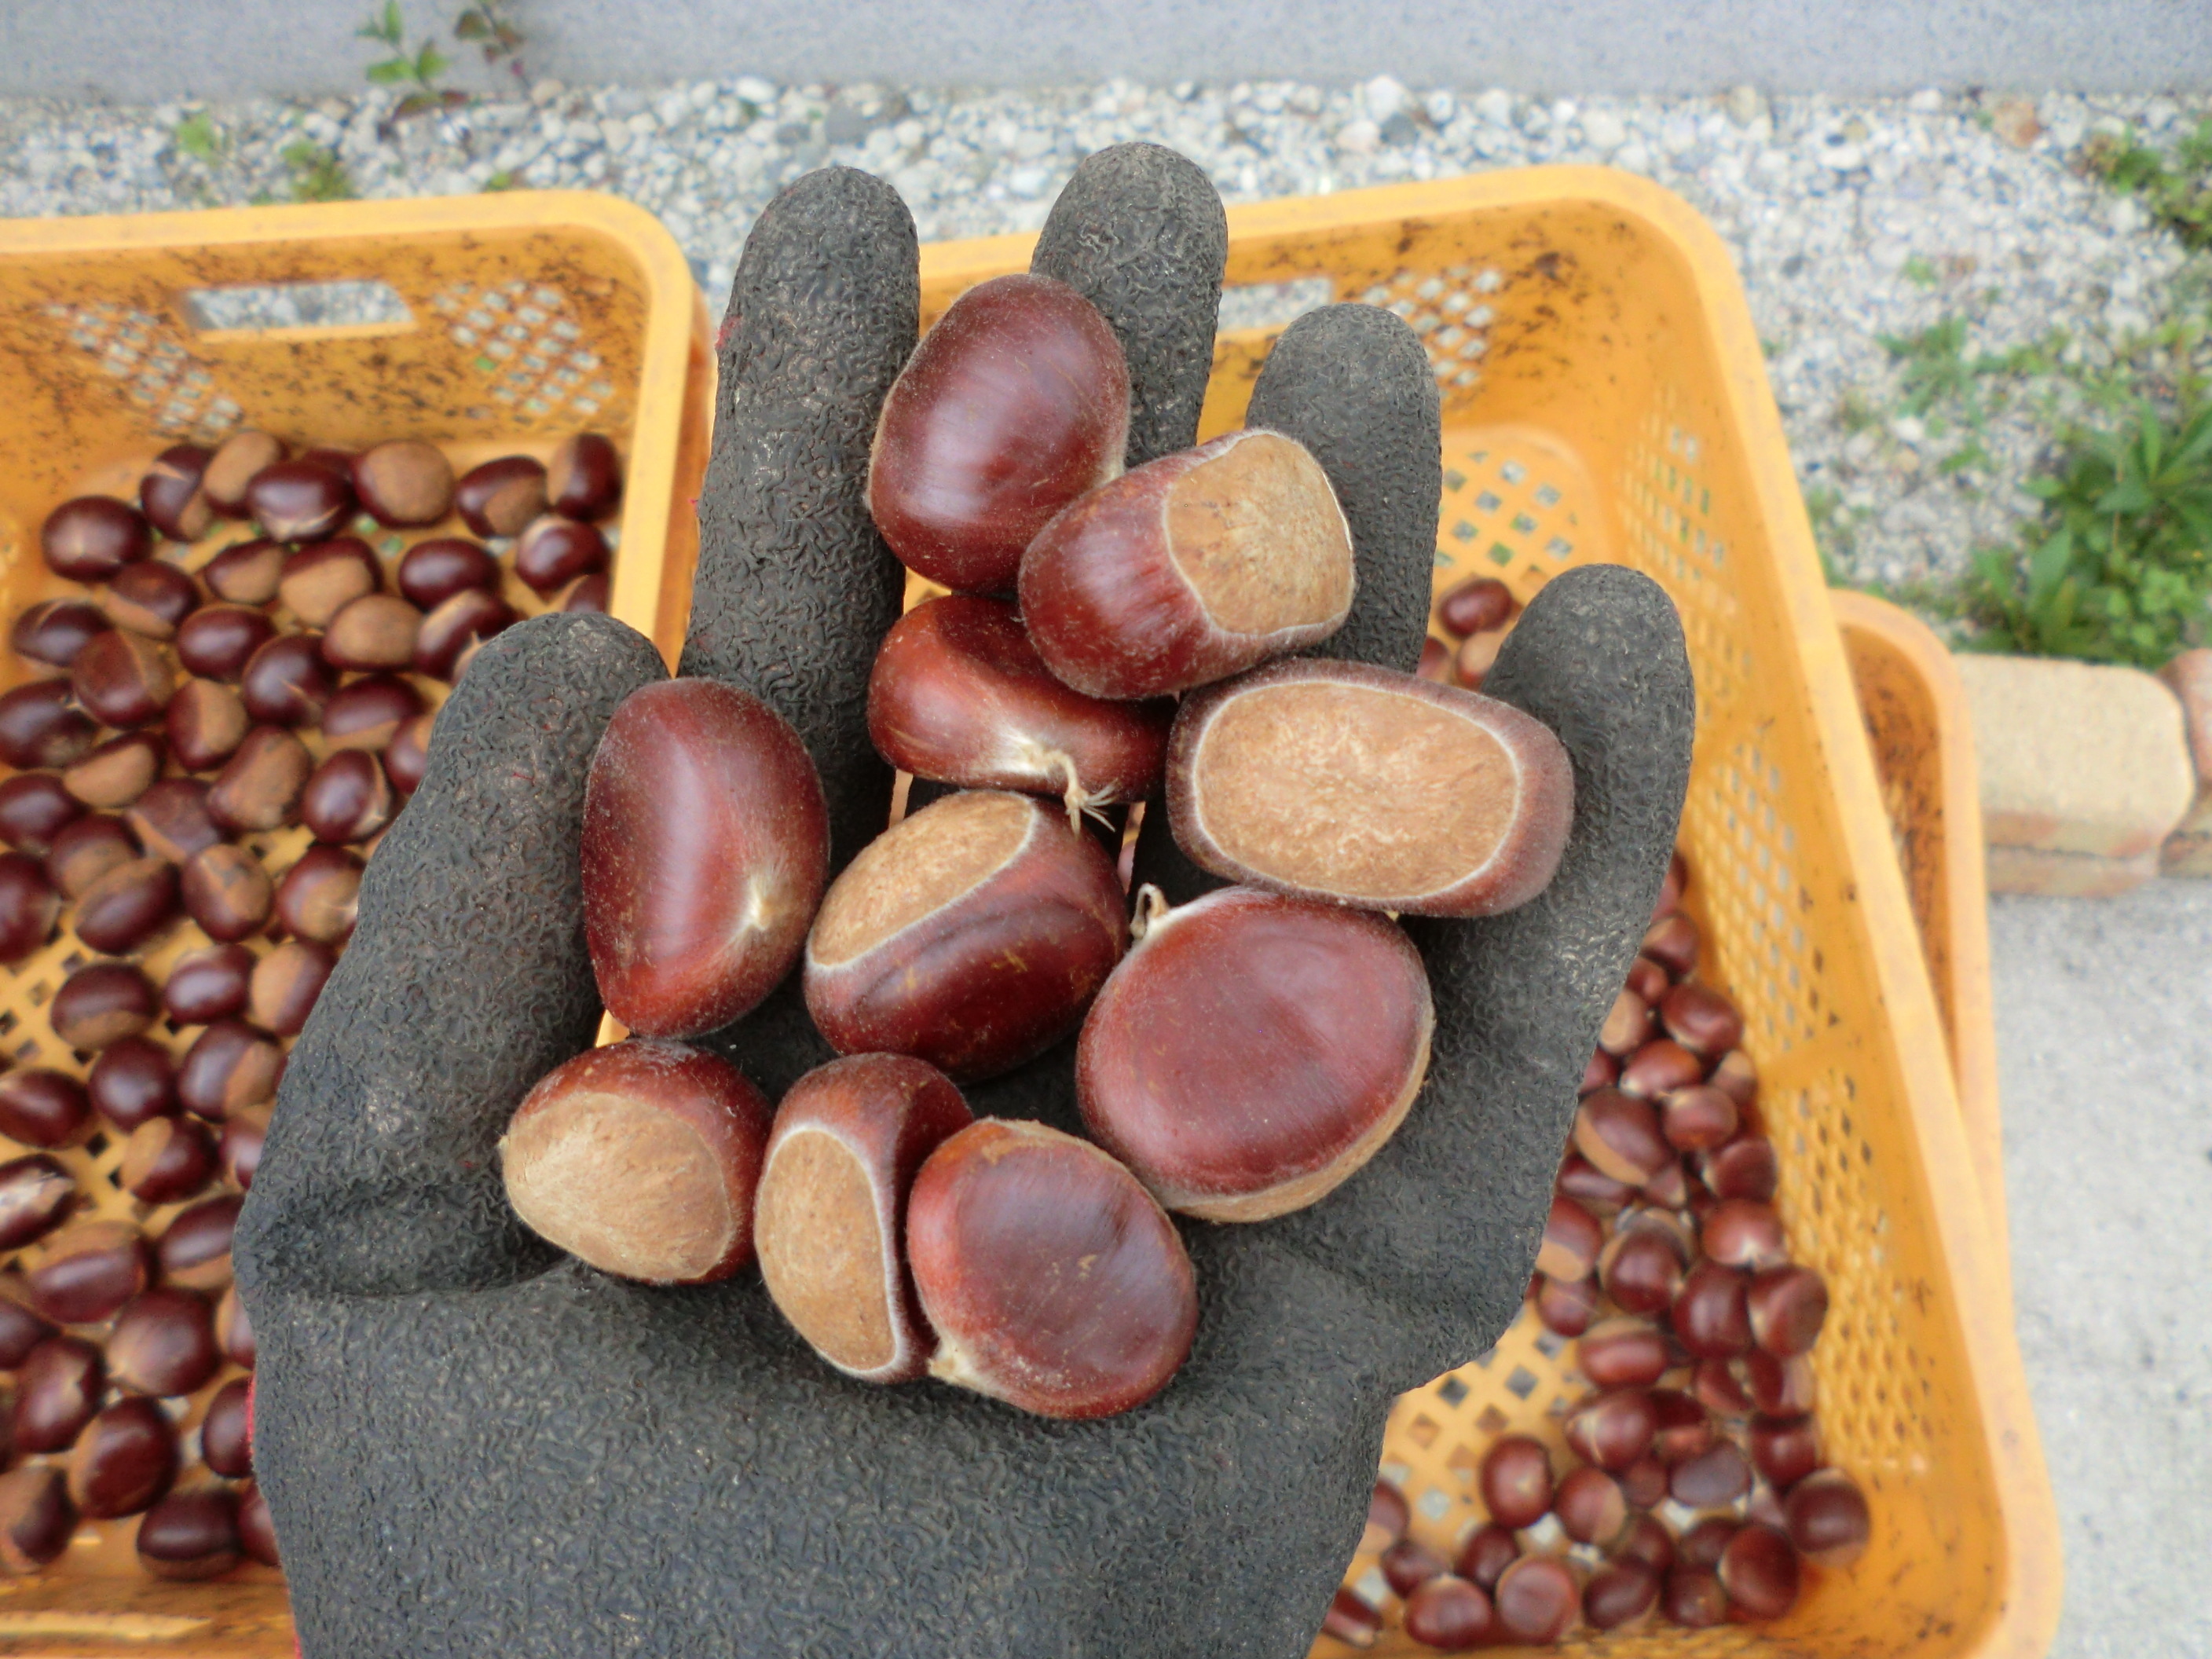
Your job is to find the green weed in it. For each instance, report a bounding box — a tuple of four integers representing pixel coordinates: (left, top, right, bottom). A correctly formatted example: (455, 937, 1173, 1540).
(282, 139, 356, 203)
(359, 2, 466, 119)
(173, 111, 227, 165)
(2079, 119, 2212, 249)
(1902, 254, 1940, 288)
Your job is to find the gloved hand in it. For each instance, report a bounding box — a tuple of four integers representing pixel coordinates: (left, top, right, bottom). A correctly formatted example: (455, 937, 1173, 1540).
(234, 144, 1693, 1659)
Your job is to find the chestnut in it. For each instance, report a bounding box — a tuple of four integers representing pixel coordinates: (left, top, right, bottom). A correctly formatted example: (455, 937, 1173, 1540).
(548, 431, 622, 519)
(1166, 658, 1571, 915)
(274, 844, 362, 943)
(557, 571, 611, 613)
(1361, 1479, 1410, 1555)
(1478, 1435, 1552, 1529)
(1699, 1134, 1780, 1203)
(0, 679, 97, 769)
(582, 679, 830, 1038)
(868, 595, 1174, 814)
(87, 1036, 177, 1134)
(215, 1282, 254, 1366)
(0, 1069, 90, 1147)
(1455, 1523, 1518, 1590)
(807, 791, 1124, 1082)
(1079, 885, 1429, 1220)
(200, 1376, 253, 1478)
(397, 536, 499, 608)
(42, 495, 152, 580)
(1557, 1153, 1634, 1214)
(1579, 1317, 1672, 1390)
(1783, 1468, 1870, 1566)
(906, 1118, 1196, 1419)
(1563, 1387, 1657, 1470)
(13, 1335, 104, 1452)
(320, 672, 423, 750)
(1693, 1357, 1755, 1418)
(239, 634, 335, 726)
(1661, 981, 1745, 1057)
(754, 1054, 972, 1383)
(383, 711, 434, 794)
(202, 537, 287, 606)
(500, 1039, 774, 1284)
(1619, 1037, 1704, 1100)
(236, 1481, 279, 1568)
(108, 1287, 219, 1397)
(1434, 573, 1515, 638)
(247, 939, 334, 1036)
(1621, 1452, 1670, 1509)
(219, 1106, 269, 1191)
(1648, 1387, 1717, 1465)
(0, 1467, 77, 1574)
(126, 778, 222, 863)
(202, 431, 284, 517)
(454, 453, 548, 538)
(163, 943, 255, 1026)
(298, 748, 394, 844)
(160, 1195, 242, 1291)
(1616, 1514, 1676, 1573)
(11, 598, 111, 668)
(1641, 910, 1699, 979)
(71, 627, 174, 727)
(74, 855, 181, 954)
(1379, 1536, 1448, 1598)
(208, 724, 312, 833)
(1669, 1439, 1753, 1509)
(1416, 634, 1451, 682)
(68, 1396, 179, 1519)
(174, 604, 276, 681)
(352, 438, 455, 527)
(408, 586, 515, 683)
(322, 593, 423, 672)
(1599, 1218, 1689, 1316)
(870, 273, 1129, 594)
(1598, 987, 1654, 1057)
(1746, 1349, 1818, 1417)
(119, 1115, 215, 1204)
(1536, 1193, 1603, 1281)
(1574, 1090, 1672, 1186)
(1555, 1465, 1631, 1547)
(0, 1154, 75, 1251)
(0, 850, 59, 961)
(1535, 1271, 1601, 1336)
(1642, 1155, 1690, 1207)
(181, 844, 274, 943)
(0, 1283, 55, 1368)
(1320, 1588, 1381, 1650)
(1701, 1199, 1787, 1272)
(1718, 1523, 1801, 1619)
(1749, 1414, 1822, 1491)
(513, 514, 609, 594)
(176, 1020, 284, 1121)
(1748, 1264, 1829, 1357)
(167, 679, 251, 772)
(60, 808, 158, 887)
(139, 443, 214, 540)
(1673, 1260, 1753, 1359)
(1624, 954, 1671, 1006)
(1661, 1082, 1740, 1152)
(1749, 1480, 1790, 1533)
(1450, 628, 1506, 690)
(1583, 1560, 1661, 1632)
(63, 731, 164, 809)
(136, 1488, 242, 1580)
(249, 460, 354, 543)
(0, 771, 86, 854)
(274, 537, 377, 628)
(49, 960, 159, 1048)
(1708, 1047, 1758, 1108)
(1402, 1575, 1492, 1650)
(1661, 1565, 1728, 1628)
(27, 1219, 152, 1323)
(103, 558, 201, 639)
(1490, 1556, 1580, 1645)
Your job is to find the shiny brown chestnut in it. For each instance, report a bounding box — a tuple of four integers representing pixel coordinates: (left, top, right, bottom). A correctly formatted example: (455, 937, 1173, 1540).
(412, 587, 518, 682)
(181, 844, 273, 943)
(68, 1395, 179, 1519)
(0, 1069, 90, 1147)
(239, 634, 335, 726)
(248, 939, 334, 1036)
(298, 748, 394, 843)
(1699, 1133, 1780, 1203)
(27, 1219, 152, 1324)
(1580, 1046, 1619, 1094)
(397, 536, 499, 608)
(1621, 1452, 1671, 1509)
(1379, 1536, 1448, 1597)
(236, 1481, 279, 1568)
(1648, 1387, 1717, 1465)
(1661, 1082, 1740, 1151)
(1558, 1153, 1635, 1214)
(1598, 987, 1654, 1057)
(107, 1287, 218, 1396)
(159, 1195, 242, 1291)
(1478, 1434, 1552, 1529)
(1661, 981, 1745, 1057)
(1402, 1575, 1492, 1650)
(322, 674, 424, 753)
(1564, 1388, 1658, 1471)
(140, 444, 214, 540)
(10, 598, 111, 668)
(52, 815, 141, 900)
(1708, 1047, 1758, 1108)
(0, 1155, 75, 1252)
(176, 1020, 283, 1121)
(1555, 1465, 1631, 1547)
(162, 943, 255, 1026)
(322, 593, 423, 672)
(63, 731, 164, 809)
(1784, 1468, 1870, 1566)
(1663, 1564, 1728, 1628)
(1693, 1357, 1756, 1418)
(1, 1275, 64, 1366)
(1620, 1037, 1704, 1100)
(50, 960, 159, 1048)
(557, 570, 611, 613)
(1415, 634, 1451, 683)
(0, 771, 85, 854)
(1491, 1556, 1580, 1645)
(1624, 954, 1670, 1005)
(216, 1283, 254, 1366)
(1718, 1523, 1801, 1619)
(136, 1488, 242, 1580)
(454, 453, 548, 538)
(87, 1035, 178, 1130)
(1529, 1194, 1602, 1285)
(548, 431, 621, 518)
(513, 514, 610, 594)
(1455, 1523, 1518, 1590)
(0, 851, 59, 962)
(1536, 1270, 1602, 1337)
(1584, 1560, 1661, 1632)
(1701, 1199, 1788, 1273)
(119, 1115, 214, 1204)
(12, 1335, 104, 1452)
(383, 710, 434, 793)
(200, 1376, 253, 1478)
(1746, 1349, 1818, 1417)
(0, 1467, 77, 1575)
(0, 679, 97, 770)
(1749, 1414, 1823, 1491)
(1320, 1588, 1381, 1650)
(42, 495, 152, 580)
(1674, 1260, 1753, 1359)
(174, 605, 276, 680)
(1599, 1218, 1690, 1317)
(167, 679, 251, 772)
(126, 778, 222, 864)
(1641, 910, 1699, 979)
(102, 559, 200, 639)
(201, 431, 284, 517)
(1748, 1264, 1830, 1357)
(1575, 1088, 1672, 1185)
(1670, 1438, 1754, 1508)
(1579, 1317, 1672, 1390)
(275, 844, 362, 943)
(276, 536, 379, 628)
(352, 438, 455, 526)
(1615, 1514, 1676, 1574)
(74, 855, 180, 954)
(1434, 573, 1515, 638)
(207, 725, 311, 833)
(202, 537, 287, 606)
(1361, 1480, 1410, 1555)
(218, 1106, 269, 1191)
(906, 1119, 1196, 1419)
(249, 459, 355, 543)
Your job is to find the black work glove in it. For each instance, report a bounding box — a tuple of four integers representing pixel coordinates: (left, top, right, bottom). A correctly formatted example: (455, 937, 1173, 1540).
(234, 144, 1694, 1659)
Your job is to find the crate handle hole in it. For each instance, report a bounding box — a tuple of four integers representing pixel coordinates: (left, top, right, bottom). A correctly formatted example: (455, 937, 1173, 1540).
(181, 280, 414, 334)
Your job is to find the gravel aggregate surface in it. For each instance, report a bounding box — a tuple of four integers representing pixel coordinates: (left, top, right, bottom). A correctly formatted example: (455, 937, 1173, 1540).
(3, 77, 2209, 598)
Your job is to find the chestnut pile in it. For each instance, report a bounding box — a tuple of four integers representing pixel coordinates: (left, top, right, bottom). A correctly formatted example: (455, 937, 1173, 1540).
(0, 428, 624, 1582)
(497, 273, 1581, 1420)
(1319, 851, 1872, 1650)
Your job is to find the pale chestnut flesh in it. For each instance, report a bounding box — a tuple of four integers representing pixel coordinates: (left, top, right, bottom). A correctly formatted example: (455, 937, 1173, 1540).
(1019, 428, 1354, 700)
(1166, 657, 1575, 917)
(582, 679, 831, 1038)
(1078, 886, 1433, 1221)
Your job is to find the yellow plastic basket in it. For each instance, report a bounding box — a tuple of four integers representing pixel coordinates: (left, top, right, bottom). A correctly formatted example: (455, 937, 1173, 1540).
(0, 191, 710, 1652)
(912, 171, 2057, 1658)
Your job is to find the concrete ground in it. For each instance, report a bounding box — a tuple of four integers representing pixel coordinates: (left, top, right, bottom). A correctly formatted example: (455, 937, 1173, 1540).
(1990, 878, 2212, 1659)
